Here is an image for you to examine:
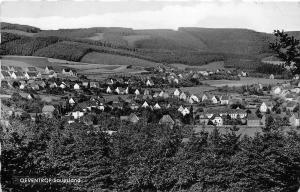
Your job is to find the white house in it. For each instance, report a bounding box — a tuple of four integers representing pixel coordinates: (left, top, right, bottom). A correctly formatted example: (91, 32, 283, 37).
(201, 94, 208, 102)
(182, 108, 190, 116)
(272, 86, 282, 95)
(179, 92, 187, 100)
(259, 102, 271, 113)
(146, 79, 154, 86)
(135, 89, 140, 95)
(153, 103, 161, 109)
(220, 96, 229, 105)
(74, 83, 80, 90)
(212, 116, 223, 126)
(174, 89, 180, 97)
(142, 101, 149, 108)
(69, 98, 76, 105)
(178, 105, 184, 112)
(106, 86, 112, 94)
(211, 96, 219, 104)
(60, 83, 66, 89)
(71, 111, 84, 119)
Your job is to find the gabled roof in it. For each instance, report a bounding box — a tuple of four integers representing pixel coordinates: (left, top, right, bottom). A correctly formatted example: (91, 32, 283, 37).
(1, 66, 9, 71)
(1, 71, 11, 77)
(27, 67, 37, 72)
(159, 115, 175, 125)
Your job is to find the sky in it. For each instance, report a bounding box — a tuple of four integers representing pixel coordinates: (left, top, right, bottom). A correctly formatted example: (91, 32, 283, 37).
(1, 0, 300, 33)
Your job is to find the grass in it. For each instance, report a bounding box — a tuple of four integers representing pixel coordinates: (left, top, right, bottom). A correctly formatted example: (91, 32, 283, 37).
(81, 51, 160, 67)
(166, 86, 216, 96)
(204, 77, 288, 87)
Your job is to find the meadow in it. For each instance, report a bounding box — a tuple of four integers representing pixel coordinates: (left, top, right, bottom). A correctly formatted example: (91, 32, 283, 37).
(204, 77, 287, 87)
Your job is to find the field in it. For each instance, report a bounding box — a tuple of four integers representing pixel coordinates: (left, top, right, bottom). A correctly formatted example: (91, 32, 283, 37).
(204, 77, 288, 87)
(85, 33, 104, 41)
(1, 55, 151, 79)
(166, 86, 216, 96)
(81, 51, 160, 67)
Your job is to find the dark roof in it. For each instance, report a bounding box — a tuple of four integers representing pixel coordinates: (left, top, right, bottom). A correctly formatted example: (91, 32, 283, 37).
(14, 71, 23, 77)
(1, 66, 9, 71)
(46, 66, 54, 70)
(27, 67, 37, 72)
(27, 72, 37, 77)
(1, 71, 11, 77)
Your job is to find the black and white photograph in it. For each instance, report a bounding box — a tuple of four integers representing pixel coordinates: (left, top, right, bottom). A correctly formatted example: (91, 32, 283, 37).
(1, 0, 300, 191)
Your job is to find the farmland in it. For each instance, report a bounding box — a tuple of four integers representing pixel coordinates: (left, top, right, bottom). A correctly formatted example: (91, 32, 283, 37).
(204, 77, 288, 87)
(81, 51, 160, 67)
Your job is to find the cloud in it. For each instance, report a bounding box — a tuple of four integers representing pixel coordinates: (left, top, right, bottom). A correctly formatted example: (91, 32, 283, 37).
(2, 2, 300, 32)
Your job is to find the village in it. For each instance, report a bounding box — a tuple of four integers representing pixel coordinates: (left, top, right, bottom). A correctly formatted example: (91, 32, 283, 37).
(1, 62, 300, 135)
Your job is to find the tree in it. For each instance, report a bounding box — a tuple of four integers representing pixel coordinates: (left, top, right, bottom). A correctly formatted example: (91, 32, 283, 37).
(270, 30, 300, 74)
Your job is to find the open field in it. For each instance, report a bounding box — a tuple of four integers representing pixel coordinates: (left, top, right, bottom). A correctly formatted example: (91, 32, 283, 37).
(204, 77, 288, 87)
(81, 52, 160, 67)
(85, 33, 104, 41)
(171, 61, 225, 71)
(1, 56, 150, 79)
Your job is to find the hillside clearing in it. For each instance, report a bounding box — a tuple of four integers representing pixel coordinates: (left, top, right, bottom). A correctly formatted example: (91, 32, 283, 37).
(81, 51, 160, 67)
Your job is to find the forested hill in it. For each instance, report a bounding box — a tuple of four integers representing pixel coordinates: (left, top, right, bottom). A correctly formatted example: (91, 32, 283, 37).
(1, 22, 298, 66)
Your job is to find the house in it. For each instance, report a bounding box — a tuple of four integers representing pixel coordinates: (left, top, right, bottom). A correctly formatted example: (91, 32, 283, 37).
(220, 95, 230, 105)
(115, 87, 124, 95)
(269, 74, 274, 79)
(272, 86, 282, 95)
(106, 86, 112, 94)
(134, 89, 140, 95)
(179, 92, 187, 100)
(60, 82, 67, 89)
(247, 114, 261, 127)
(178, 105, 184, 112)
(174, 89, 180, 97)
(159, 115, 175, 127)
(106, 79, 114, 85)
(19, 93, 34, 100)
(260, 102, 273, 113)
(286, 101, 298, 112)
(211, 96, 219, 104)
(211, 115, 223, 126)
(201, 94, 208, 102)
(181, 108, 190, 116)
(146, 79, 154, 86)
(1, 66, 9, 71)
(71, 111, 84, 119)
(285, 93, 295, 101)
(42, 105, 56, 118)
(69, 98, 76, 105)
(48, 71, 57, 78)
(62, 68, 76, 76)
(90, 82, 99, 88)
(45, 66, 54, 74)
(82, 82, 89, 88)
(142, 101, 149, 108)
(289, 113, 300, 127)
(24, 72, 38, 79)
(50, 82, 58, 88)
(153, 103, 161, 110)
(128, 113, 139, 123)
(98, 103, 105, 111)
(74, 83, 80, 90)
(125, 87, 129, 94)
(129, 102, 139, 110)
(1, 71, 11, 79)
(198, 113, 210, 125)
(27, 67, 37, 72)
(189, 94, 199, 103)
(144, 89, 150, 95)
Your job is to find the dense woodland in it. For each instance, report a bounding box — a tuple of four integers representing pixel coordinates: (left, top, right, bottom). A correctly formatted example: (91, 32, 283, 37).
(1, 116, 300, 192)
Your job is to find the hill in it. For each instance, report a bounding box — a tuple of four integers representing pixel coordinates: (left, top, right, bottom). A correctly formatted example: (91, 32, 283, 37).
(1, 22, 300, 70)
